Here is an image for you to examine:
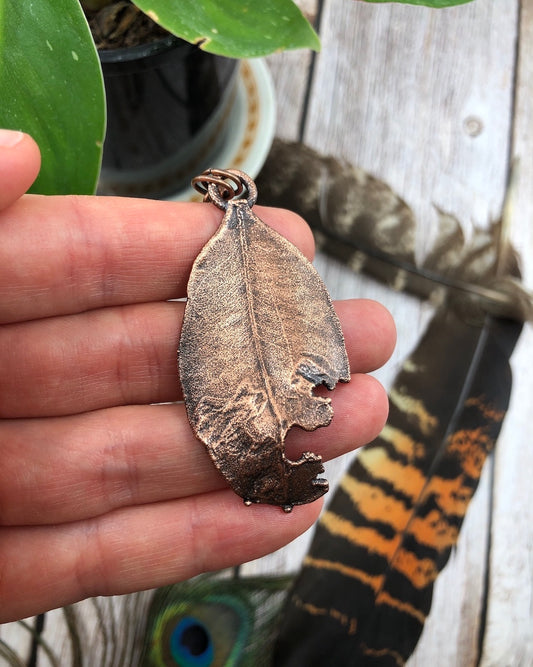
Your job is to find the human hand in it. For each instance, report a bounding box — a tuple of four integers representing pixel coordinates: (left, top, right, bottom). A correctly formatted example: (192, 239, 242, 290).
(0, 130, 395, 622)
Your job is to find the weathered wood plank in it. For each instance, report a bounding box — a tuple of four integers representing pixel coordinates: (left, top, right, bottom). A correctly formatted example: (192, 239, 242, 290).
(304, 2, 522, 665)
(264, 0, 318, 141)
(305, 0, 517, 241)
(479, 1, 533, 664)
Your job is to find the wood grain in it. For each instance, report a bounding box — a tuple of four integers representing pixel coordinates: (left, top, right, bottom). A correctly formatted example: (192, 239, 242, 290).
(264, 0, 318, 142)
(480, 1, 533, 663)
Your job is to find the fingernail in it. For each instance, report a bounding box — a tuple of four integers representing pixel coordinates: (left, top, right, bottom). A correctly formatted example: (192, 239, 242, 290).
(0, 129, 24, 147)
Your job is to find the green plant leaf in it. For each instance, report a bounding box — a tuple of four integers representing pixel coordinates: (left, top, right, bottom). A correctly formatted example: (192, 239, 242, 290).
(132, 0, 320, 58)
(0, 0, 106, 194)
(359, 0, 474, 6)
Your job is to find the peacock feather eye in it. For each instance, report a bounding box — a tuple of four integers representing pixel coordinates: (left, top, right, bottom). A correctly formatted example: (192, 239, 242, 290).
(141, 573, 292, 667)
(169, 616, 214, 666)
(146, 592, 251, 666)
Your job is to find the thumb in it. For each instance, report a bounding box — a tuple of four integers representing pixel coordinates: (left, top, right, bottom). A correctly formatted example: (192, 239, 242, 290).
(0, 130, 41, 211)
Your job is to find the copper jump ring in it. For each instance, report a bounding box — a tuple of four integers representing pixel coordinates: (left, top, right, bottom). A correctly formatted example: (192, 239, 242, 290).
(192, 169, 258, 210)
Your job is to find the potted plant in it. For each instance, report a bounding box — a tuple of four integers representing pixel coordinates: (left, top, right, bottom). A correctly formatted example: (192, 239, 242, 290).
(0, 0, 320, 198)
(0, 0, 472, 199)
(85, 2, 241, 197)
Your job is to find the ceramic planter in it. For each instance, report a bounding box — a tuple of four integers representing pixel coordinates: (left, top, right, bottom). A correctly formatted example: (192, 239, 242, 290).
(98, 35, 238, 198)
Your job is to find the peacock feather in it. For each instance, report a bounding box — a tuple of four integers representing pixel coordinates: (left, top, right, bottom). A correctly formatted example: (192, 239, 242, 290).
(0, 571, 292, 667)
(140, 573, 291, 667)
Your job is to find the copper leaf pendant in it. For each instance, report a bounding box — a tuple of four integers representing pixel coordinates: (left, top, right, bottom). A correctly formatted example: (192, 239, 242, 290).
(179, 170, 350, 512)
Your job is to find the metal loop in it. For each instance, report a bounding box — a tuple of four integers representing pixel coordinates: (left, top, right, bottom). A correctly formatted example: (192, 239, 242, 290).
(192, 169, 258, 210)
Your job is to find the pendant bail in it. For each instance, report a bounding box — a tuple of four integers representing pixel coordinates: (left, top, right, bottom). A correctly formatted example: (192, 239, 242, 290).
(192, 168, 258, 210)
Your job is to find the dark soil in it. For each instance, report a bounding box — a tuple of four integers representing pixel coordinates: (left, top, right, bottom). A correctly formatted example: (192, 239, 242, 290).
(84, 0, 169, 50)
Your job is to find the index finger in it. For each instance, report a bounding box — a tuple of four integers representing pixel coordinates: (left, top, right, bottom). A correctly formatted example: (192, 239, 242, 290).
(0, 196, 315, 324)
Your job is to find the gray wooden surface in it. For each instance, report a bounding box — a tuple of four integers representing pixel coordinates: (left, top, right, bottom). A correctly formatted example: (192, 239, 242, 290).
(253, 0, 533, 664)
(1, 1, 532, 665)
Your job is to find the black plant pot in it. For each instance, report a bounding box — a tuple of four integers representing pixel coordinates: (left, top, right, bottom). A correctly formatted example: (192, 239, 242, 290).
(98, 35, 238, 199)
